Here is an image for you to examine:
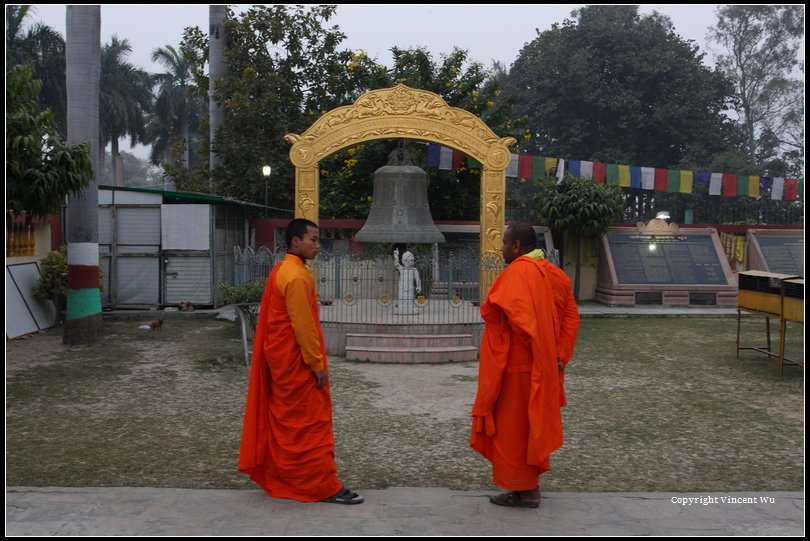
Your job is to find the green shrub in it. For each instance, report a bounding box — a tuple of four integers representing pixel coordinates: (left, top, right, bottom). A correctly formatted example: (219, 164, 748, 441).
(32, 247, 68, 301)
(219, 280, 265, 304)
(32, 246, 105, 305)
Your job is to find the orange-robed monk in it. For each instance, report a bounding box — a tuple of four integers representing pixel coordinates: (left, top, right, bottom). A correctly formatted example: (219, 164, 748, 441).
(239, 219, 363, 505)
(471, 223, 580, 508)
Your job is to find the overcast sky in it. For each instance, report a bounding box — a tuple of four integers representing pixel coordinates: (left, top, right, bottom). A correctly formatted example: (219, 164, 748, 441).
(28, 4, 723, 72)
(25, 4, 724, 160)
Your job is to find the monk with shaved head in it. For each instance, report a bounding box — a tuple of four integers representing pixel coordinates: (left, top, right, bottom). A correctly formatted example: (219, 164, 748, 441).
(239, 218, 363, 505)
(471, 222, 580, 507)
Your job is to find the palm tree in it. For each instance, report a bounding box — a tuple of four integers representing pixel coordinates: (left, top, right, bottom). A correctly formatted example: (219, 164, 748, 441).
(100, 35, 153, 184)
(64, 5, 103, 344)
(150, 45, 193, 168)
(209, 5, 227, 172)
(6, 5, 67, 136)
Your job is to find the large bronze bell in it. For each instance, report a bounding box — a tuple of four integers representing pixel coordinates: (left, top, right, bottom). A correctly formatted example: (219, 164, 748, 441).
(355, 148, 445, 244)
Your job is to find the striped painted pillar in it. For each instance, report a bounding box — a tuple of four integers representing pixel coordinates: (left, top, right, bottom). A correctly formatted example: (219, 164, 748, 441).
(64, 6, 103, 345)
(66, 243, 102, 321)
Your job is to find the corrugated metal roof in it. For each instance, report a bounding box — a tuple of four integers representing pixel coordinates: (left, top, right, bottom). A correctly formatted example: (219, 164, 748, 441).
(99, 185, 265, 209)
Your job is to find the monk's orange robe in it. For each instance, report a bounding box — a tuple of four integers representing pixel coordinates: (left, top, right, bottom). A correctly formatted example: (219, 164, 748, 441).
(471, 255, 579, 490)
(239, 254, 342, 502)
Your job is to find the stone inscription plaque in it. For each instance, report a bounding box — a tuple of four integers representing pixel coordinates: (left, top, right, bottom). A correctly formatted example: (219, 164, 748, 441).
(608, 233, 728, 285)
(754, 235, 804, 276)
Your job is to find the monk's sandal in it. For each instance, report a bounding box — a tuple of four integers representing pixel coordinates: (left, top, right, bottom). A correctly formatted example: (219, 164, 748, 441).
(322, 487, 364, 505)
(489, 491, 540, 508)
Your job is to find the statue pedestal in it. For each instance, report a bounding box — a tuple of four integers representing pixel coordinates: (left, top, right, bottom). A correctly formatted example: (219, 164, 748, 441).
(394, 299, 419, 315)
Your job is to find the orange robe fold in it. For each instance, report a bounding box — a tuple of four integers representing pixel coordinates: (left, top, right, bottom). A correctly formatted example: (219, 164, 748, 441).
(471, 255, 580, 490)
(239, 254, 342, 502)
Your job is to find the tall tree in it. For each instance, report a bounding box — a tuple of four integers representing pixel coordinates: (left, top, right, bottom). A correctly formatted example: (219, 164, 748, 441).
(507, 5, 737, 167)
(6, 64, 93, 221)
(201, 5, 355, 206)
(710, 5, 804, 172)
(6, 5, 67, 136)
(151, 44, 195, 169)
(208, 5, 227, 173)
(100, 35, 153, 185)
(64, 5, 103, 345)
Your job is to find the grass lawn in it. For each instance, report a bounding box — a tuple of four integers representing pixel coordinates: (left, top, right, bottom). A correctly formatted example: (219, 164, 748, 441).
(5, 315, 803, 492)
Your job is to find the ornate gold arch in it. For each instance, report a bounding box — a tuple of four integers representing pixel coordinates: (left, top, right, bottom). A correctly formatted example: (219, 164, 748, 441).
(284, 84, 515, 298)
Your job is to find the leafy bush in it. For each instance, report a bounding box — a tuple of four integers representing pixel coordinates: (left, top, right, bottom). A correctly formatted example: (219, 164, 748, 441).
(32, 247, 68, 301)
(219, 280, 265, 304)
(32, 246, 105, 305)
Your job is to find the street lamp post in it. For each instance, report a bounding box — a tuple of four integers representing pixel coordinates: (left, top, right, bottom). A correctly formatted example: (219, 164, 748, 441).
(262, 165, 272, 217)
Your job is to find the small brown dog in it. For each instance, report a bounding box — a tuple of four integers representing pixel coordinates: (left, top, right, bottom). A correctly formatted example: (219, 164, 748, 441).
(178, 301, 194, 311)
(148, 319, 164, 331)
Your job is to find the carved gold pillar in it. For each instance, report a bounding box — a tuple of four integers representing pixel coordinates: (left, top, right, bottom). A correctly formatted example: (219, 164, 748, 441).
(480, 167, 506, 301)
(294, 166, 319, 224)
(285, 135, 319, 225)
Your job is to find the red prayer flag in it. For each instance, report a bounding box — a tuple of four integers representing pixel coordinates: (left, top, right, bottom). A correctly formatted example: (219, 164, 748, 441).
(784, 178, 798, 201)
(722, 173, 737, 196)
(654, 168, 668, 191)
(518, 155, 533, 180)
(592, 162, 606, 184)
(452, 150, 465, 170)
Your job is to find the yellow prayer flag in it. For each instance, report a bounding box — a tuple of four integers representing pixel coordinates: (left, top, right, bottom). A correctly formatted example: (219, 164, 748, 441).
(748, 175, 760, 198)
(544, 157, 557, 176)
(618, 164, 630, 187)
(679, 170, 693, 193)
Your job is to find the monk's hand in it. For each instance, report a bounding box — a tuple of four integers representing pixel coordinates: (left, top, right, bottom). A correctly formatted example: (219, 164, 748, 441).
(557, 358, 565, 372)
(314, 369, 328, 388)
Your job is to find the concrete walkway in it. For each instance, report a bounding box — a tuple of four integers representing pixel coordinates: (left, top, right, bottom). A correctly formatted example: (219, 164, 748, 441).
(6, 487, 803, 536)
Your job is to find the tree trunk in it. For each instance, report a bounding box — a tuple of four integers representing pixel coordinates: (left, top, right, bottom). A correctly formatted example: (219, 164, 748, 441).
(64, 5, 103, 345)
(209, 5, 227, 175)
(181, 113, 189, 169)
(98, 133, 106, 182)
(573, 233, 582, 302)
(111, 135, 120, 185)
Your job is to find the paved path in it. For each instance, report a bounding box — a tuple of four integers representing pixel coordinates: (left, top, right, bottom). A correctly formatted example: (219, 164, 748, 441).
(6, 487, 803, 536)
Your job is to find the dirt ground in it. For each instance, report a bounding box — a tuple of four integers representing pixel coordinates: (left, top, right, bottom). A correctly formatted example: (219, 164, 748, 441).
(5, 315, 804, 492)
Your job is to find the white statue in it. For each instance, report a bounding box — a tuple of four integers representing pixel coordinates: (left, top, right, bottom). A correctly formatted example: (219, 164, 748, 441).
(393, 249, 421, 314)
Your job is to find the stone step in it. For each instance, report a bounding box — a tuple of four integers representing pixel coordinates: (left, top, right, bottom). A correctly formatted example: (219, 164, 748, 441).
(346, 333, 473, 348)
(344, 345, 478, 363)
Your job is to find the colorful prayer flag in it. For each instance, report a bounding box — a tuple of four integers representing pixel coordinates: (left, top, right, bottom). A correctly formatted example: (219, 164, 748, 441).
(709, 173, 722, 196)
(630, 166, 642, 189)
(784, 178, 798, 201)
(426, 144, 440, 167)
(452, 150, 465, 170)
(654, 168, 668, 191)
(722, 173, 737, 196)
(667, 169, 680, 192)
(505, 153, 519, 178)
(679, 170, 693, 193)
(580, 161, 593, 180)
(771, 177, 784, 200)
(695, 171, 711, 185)
(618, 164, 631, 187)
(641, 167, 655, 190)
(592, 162, 606, 184)
(606, 164, 619, 185)
(439, 145, 453, 170)
(519, 154, 533, 179)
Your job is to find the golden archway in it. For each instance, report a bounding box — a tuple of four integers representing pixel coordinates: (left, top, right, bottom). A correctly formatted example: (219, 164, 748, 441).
(284, 84, 515, 298)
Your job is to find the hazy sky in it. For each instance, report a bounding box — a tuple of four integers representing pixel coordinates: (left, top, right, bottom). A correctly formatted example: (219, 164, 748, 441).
(25, 4, 724, 160)
(28, 4, 723, 72)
